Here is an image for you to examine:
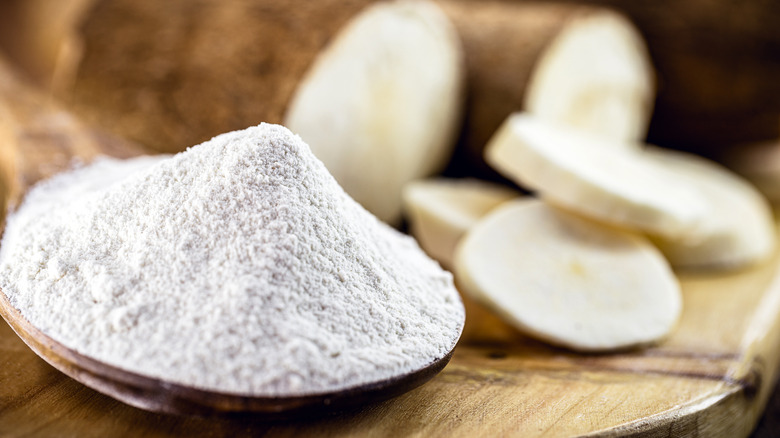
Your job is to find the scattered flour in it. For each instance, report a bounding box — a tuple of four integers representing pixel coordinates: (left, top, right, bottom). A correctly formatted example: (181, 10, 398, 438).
(0, 123, 464, 396)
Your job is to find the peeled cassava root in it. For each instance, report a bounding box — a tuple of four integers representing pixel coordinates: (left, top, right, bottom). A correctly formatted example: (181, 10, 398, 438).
(549, 0, 780, 153)
(645, 147, 776, 270)
(486, 113, 708, 240)
(402, 178, 518, 268)
(486, 112, 776, 270)
(285, 1, 464, 224)
(455, 199, 682, 352)
(523, 10, 652, 145)
(436, 0, 654, 178)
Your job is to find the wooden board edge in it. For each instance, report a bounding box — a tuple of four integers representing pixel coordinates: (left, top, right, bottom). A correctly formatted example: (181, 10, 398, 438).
(583, 262, 780, 437)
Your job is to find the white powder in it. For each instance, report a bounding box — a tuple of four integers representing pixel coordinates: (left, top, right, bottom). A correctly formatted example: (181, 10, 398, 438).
(0, 124, 464, 396)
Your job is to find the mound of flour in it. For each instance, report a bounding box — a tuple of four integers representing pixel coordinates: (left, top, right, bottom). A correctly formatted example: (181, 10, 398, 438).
(0, 124, 464, 396)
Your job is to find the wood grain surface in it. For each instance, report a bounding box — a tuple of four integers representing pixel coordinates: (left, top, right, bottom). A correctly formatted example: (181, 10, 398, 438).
(0, 54, 145, 218)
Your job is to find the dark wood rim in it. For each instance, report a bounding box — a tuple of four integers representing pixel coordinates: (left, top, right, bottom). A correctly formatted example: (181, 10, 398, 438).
(0, 289, 456, 417)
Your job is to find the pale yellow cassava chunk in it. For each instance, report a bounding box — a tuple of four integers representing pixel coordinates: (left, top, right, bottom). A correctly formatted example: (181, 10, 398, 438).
(525, 10, 655, 144)
(485, 113, 708, 240)
(285, 0, 463, 225)
(454, 198, 682, 351)
(645, 147, 776, 270)
(403, 178, 519, 268)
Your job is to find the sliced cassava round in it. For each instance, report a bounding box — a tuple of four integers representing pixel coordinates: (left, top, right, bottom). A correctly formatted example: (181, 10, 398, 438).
(558, 0, 780, 153)
(436, 1, 653, 179)
(484, 113, 709, 240)
(454, 198, 682, 352)
(285, 0, 463, 225)
(644, 147, 776, 270)
(402, 178, 518, 268)
(523, 9, 654, 144)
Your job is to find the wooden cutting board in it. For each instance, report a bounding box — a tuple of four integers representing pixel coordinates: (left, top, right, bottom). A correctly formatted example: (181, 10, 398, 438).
(2, 246, 780, 437)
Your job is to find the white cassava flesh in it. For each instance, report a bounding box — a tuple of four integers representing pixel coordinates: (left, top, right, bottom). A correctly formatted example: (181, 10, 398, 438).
(454, 199, 681, 351)
(285, 0, 463, 225)
(525, 10, 654, 144)
(403, 178, 518, 268)
(485, 113, 708, 240)
(645, 147, 776, 270)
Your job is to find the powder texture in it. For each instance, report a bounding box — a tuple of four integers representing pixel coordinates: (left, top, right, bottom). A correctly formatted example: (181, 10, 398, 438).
(0, 124, 464, 396)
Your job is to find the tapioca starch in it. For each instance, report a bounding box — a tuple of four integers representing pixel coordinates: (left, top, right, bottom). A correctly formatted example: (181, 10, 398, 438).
(0, 123, 464, 396)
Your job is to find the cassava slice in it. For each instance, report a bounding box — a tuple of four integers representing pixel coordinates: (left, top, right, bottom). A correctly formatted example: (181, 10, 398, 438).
(523, 9, 654, 144)
(645, 147, 776, 270)
(454, 198, 682, 351)
(402, 178, 518, 268)
(484, 113, 708, 240)
(559, 0, 780, 152)
(436, 1, 653, 179)
(285, 0, 463, 225)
